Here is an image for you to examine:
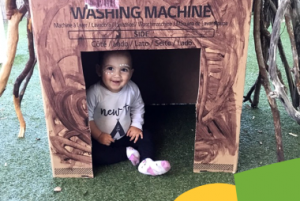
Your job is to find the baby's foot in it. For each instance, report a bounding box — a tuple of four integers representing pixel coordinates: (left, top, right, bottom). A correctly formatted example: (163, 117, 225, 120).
(126, 147, 140, 166)
(138, 158, 171, 176)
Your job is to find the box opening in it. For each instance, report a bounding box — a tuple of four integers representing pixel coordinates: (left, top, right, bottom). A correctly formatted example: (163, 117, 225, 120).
(81, 49, 200, 169)
(82, 49, 200, 105)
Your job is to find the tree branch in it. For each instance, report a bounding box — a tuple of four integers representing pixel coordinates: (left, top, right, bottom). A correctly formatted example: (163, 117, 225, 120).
(5, 0, 17, 20)
(254, 0, 284, 161)
(13, 16, 36, 138)
(268, 0, 300, 124)
(285, 7, 300, 97)
(0, 4, 28, 97)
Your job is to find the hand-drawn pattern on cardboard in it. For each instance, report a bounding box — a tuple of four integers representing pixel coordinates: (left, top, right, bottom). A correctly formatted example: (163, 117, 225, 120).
(29, 0, 94, 177)
(193, 0, 252, 172)
(29, 0, 252, 177)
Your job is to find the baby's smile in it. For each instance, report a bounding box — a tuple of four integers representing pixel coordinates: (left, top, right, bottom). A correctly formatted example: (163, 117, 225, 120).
(111, 80, 122, 84)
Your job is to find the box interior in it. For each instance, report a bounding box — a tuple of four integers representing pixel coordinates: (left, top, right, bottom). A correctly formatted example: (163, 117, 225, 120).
(81, 49, 200, 104)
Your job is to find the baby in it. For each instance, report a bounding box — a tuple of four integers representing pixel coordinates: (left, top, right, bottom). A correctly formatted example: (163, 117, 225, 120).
(87, 51, 171, 176)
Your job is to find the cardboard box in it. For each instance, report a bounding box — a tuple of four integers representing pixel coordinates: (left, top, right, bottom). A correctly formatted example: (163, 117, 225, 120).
(29, 0, 252, 177)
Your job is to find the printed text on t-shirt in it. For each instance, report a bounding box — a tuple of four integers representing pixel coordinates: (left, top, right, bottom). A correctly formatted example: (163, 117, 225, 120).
(100, 104, 130, 116)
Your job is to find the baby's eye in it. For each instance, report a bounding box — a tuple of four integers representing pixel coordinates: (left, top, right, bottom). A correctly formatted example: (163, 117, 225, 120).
(106, 67, 113, 71)
(121, 68, 129, 72)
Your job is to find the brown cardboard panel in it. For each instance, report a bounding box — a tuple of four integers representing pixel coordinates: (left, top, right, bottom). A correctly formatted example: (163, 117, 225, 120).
(29, 0, 252, 177)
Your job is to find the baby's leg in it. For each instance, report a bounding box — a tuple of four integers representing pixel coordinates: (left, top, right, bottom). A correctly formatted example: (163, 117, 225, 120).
(126, 147, 140, 166)
(132, 130, 155, 161)
(92, 138, 127, 166)
(132, 130, 171, 176)
(92, 136, 141, 166)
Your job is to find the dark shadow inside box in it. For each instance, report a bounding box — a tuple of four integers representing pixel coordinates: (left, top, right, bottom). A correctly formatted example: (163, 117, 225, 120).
(81, 49, 200, 104)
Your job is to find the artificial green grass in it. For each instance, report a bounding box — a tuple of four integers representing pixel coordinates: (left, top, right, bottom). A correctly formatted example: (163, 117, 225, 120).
(1, 18, 300, 201)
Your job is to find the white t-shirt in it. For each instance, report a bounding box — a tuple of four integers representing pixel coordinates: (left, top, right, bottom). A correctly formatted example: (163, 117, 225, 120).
(87, 80, 144, 140)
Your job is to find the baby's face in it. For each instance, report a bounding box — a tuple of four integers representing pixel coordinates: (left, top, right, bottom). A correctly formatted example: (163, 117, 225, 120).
(99, 54, 133, 93)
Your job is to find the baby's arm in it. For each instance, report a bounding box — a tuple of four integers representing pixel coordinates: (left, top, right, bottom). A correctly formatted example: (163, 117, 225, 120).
(89, 120, 114, 146)
(130, 88, 145, 129)
(127, 86, 145, 143)
(86, 86, 114, 146)
(127, 126, 143, 143)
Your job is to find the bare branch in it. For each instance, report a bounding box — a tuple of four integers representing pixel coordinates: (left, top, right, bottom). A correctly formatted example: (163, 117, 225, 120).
(0, 7, 28, 97)
(254, 0, 284, 161)
(5, 0, 17, 19)
(264, 0, 297, 107)
(285, 7, 300, 96)
(13, 17, 36, 138)
(13, 18, 35, 100)
(268, 0, 300, 124)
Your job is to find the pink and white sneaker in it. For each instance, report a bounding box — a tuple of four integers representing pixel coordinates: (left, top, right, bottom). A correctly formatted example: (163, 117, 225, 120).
(138, 158, 171, 176)
(126, 147, 140, 166)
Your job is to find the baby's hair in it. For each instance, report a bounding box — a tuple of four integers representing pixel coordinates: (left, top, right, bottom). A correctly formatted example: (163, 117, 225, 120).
(99, 50, 132, 69)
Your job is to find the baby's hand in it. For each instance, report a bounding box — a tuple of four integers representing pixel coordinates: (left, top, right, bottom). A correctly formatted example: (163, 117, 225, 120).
(98, 133, 114, 146)
(126, 126, 143, 143)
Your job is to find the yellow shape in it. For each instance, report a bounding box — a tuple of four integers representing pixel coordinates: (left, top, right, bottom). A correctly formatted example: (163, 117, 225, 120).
(175, 183, 237, 201)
